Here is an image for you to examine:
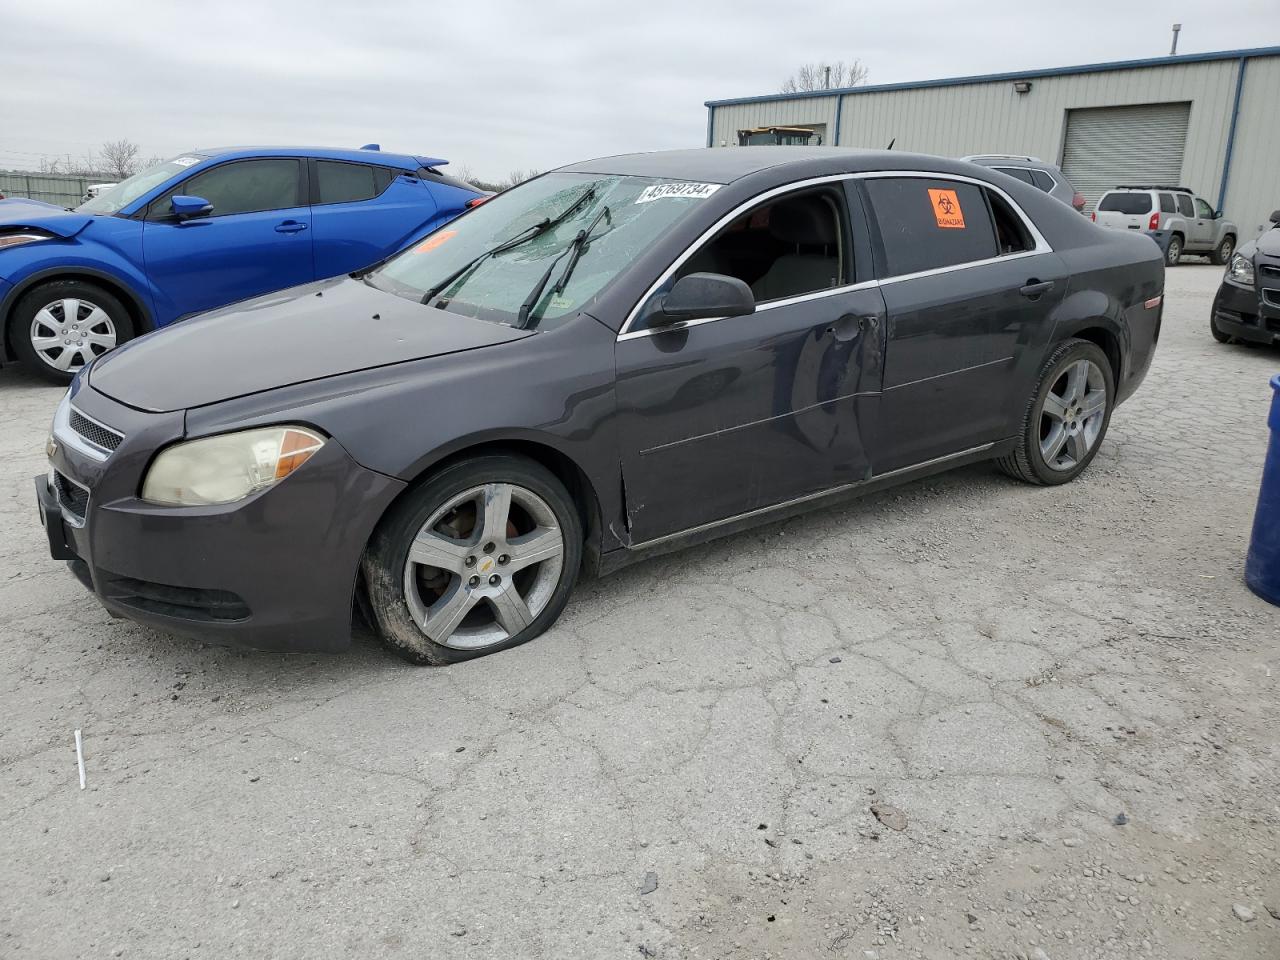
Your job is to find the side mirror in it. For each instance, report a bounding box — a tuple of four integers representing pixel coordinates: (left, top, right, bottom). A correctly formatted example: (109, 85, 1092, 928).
(1214, 210, 1224, 219)
(657, 272, 755, 324)
(171, 195, 213, 221)
(1270, 210, 1280, 225)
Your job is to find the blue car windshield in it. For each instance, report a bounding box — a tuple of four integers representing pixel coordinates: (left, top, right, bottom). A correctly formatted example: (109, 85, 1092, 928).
(76, 155, 208, 215)
(372, 172, 720, 329)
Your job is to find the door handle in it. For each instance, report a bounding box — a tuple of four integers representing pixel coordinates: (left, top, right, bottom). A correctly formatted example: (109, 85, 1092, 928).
(1019, 279, 1054, 299)
(275, 220, 308, 234)
(824, 314, 867, 342)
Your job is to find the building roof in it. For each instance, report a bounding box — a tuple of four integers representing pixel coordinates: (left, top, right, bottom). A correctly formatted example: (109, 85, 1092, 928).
(705, 45, 1280, 108)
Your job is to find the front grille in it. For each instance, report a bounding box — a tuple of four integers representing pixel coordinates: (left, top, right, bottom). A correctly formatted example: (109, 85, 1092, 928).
(52, 470, 89, 522)
(68, 408, 124, 452)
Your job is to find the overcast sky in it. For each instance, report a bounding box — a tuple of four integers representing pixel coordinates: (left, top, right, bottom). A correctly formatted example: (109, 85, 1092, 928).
(3, 0, 1279, 181)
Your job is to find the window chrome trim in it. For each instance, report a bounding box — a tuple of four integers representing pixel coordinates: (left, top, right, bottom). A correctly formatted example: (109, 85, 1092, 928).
(618, 169, 1052, 341)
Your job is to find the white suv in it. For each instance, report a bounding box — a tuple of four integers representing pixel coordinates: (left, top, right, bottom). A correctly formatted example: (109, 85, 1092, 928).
(1093, 185, 1237, 267)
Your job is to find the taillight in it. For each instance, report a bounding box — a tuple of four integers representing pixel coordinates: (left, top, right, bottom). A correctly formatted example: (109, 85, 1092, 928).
(465, 196, 492, 209)
(1091, 211, 1096, 222)
(1148, 212, 1160, 231)
(1072, 192, 1086, 211)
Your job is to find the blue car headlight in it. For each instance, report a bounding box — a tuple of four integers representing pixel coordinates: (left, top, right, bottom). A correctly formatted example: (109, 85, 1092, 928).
(0, 231, 55, 251)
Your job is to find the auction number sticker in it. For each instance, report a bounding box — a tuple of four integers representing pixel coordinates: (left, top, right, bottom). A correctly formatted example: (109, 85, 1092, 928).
(635, 182, 721, 204)
(928, 188, 965, 229)
(172, 156, 202, 168)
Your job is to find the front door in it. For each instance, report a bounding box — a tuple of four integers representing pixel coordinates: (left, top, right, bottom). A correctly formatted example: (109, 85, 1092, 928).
(859, 175, 1068, 471)
(615, 186, 885, 544)
(142, 158, 314, 322)
(1190, 198, 1216, 250)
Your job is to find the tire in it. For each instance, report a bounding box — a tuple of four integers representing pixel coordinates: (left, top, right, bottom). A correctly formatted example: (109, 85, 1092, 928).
(362, 454, 582, 665)
(1210, 314, 1233, 344)
(998, 338, 1115, 486)
(1165, 234, 1183, 267)
(9, 279, 134, 384)
(1212, 235, 1236, 266)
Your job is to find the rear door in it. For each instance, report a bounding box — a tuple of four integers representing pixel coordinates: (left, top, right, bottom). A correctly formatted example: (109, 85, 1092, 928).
(142, 158, 313, 321)
(859, 174, 1069, 471)
(308, 159, 438, 277)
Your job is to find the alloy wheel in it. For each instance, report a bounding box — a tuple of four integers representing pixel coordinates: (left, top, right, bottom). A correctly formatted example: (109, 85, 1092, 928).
(1039, 358, 1107, 472)
(1165, 238, 1181, 266)
(29, 298, 117, 373)
(402, 482, 564, 649)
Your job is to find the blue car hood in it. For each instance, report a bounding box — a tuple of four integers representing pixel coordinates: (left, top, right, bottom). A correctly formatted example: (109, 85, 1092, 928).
(0, 198, 92, 238)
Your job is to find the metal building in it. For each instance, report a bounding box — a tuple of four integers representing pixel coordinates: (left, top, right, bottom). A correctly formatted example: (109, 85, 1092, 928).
(705, 46, 1280, 236)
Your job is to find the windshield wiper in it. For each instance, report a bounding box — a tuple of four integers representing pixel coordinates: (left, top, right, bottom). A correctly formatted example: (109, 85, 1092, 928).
(420, 185, 597, 307)
(514, 205, 611, 329)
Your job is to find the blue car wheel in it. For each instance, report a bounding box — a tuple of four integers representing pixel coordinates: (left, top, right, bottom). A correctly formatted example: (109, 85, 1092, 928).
(11, 279, 134, 384)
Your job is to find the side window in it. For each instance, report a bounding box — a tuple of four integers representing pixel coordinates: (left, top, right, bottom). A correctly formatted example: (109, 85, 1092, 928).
(993, 166, 1036, 186)
(1159, 193, 1176, 213)
(159, 159, 302, 218)
(988, 191, 1033, 255)
(864, 177, 997, 276)
(1194, 198, 1214, 219)
(315, 161, 394, 205)
(1029, 170, 1055, 193)
(674, 188, 847, 304)
(1176, 194, 1195, 218)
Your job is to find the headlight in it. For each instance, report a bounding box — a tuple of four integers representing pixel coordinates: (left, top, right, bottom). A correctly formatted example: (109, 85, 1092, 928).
(0, 231, 54, 251)
(1227, 252, 1255, 286)
(141, 426, 325, 506)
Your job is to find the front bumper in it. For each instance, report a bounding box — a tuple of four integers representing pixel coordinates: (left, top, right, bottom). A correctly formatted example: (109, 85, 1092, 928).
(37, 385, 405, 652)
(1212, 278, 1280, 346)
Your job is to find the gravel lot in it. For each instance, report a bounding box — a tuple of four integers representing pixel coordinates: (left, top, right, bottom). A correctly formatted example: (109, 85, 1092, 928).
(2, 263, 1277, 960)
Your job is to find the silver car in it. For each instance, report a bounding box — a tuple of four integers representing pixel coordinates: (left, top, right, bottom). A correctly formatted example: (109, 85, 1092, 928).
(1093, 186, 1237, 267)
(962, 155, 1086, 214)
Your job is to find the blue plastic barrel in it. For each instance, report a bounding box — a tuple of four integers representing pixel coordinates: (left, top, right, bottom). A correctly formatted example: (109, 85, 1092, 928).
(1246, 374, 1280, 606)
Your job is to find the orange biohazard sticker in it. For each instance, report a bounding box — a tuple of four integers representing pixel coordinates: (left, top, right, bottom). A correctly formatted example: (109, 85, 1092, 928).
(927, 188, 966, 229)
(414, 230, 457, 253)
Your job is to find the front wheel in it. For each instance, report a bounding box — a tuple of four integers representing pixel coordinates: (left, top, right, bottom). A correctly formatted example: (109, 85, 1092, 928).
(1210, 314, 1233, 344)
(998, 339, 1114, 486)
(363, 454, 582, 665)
(9, 279, 134, 384)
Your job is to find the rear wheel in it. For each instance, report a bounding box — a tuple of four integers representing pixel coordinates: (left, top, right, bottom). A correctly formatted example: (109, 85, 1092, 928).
(1212, 235, 1235, 266)
(998, 339, 1114, 486)
(362, 455, 582, 665)
(1165, 234, 1183, 267)
(9, 279, 134, 384)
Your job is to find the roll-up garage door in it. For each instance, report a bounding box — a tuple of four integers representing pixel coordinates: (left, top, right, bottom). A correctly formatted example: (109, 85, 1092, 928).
(1061, 102, 1191, 213)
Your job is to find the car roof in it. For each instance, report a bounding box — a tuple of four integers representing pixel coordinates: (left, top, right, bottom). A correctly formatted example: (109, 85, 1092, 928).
(559, 147, 992, 185)
(965, 156, 1058, 171)
(190, 146, 447, 171)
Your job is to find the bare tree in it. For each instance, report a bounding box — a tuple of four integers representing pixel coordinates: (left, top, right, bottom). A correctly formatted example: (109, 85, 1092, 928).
(99, 139, 141, 180)
(501, 168, 539, 190)
(781, 60, 869, 93)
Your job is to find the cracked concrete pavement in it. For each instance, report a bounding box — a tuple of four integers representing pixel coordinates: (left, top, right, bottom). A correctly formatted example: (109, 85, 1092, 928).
(1, 264, 1278, 959)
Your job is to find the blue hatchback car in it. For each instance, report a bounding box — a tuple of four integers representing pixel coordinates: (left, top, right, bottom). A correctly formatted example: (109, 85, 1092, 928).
(0, 146, 482, 382)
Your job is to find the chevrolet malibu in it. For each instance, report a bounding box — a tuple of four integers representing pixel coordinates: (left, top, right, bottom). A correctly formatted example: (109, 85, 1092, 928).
(36, 148, 1164, 664)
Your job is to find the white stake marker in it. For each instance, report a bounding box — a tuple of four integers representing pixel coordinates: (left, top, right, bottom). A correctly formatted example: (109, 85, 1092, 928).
(74, 729, 85, 790)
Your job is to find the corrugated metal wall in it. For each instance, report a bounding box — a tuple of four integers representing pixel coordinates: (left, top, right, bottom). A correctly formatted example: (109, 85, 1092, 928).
(708, 55, 1278, 237)
(1223, 56, 1280, 237)
(0, 171, 97, 208)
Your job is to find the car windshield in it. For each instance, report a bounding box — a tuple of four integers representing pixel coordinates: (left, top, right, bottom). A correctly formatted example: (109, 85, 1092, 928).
(370, 172, 716, 329)
(76, 155, 208, 214)
(1097, 192, 1152, 214)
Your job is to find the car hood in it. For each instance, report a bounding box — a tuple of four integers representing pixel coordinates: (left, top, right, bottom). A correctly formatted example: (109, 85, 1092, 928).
(1253, 227, 1280, 259)
(0, 198, 92, 237)
(89, 277, 533, 412)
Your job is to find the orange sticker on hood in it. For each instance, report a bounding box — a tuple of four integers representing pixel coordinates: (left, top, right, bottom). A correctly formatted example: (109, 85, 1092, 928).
(415, 230, 457, 252)
(928, 189, 965, 229)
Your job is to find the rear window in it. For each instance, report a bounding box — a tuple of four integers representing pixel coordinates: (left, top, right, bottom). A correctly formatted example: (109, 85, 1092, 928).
(1029, 170, 1055, 193)
(1177, 194, 1195, 218)
(865, 177, 998, 276)
(993, 166, 1036, 186)
(1098, 192, 1152, 214)
(1159, 193, 1176, 213)
(316, 161, 394, 204)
